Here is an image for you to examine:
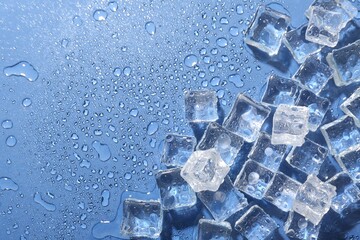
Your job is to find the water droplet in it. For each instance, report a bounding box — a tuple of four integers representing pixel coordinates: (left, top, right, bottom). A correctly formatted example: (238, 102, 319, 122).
(147, 122, 159, 135)
(61, 39, 70, 48)
(108, 1, 118, 12)
(145, 21, 156, 35)
(73, 15, 83, 26)
(236, 5, 244, 15)
(0, 177, 18, 191)
(93, 9, 108, 21)
(101, 189, 110, 207)
(216, 37, 228, 47)
(229, 26, 239, 36)
(6, 135, 17, 147)
(3, 61, 39, 82)
(184, 54, 198, 68)
(124, 172, 132, 180)
(113, 67, 121, 77)
(129, 108, 138, 117)
(2, 120, 13, 129)
(123, 66, 132, 76)
(92, 141, 111, 161)
(228, 74, 244, 88)
(34, 192, 56, 212)
(22, 98, 32, 107)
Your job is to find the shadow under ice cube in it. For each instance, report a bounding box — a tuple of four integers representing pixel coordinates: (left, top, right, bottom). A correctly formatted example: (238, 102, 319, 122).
(185, 90, 218, 122)
(197, 219, 232, 240)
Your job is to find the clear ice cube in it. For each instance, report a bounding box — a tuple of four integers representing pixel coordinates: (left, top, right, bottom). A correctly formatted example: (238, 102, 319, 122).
(223, 94, 271, 142)
(121, 198, 163, 238)
(338, 146, 360, 181)
(248, 132, 287, 171)
(293, 175, 336, 225)
(326, 40, 360, 86)
(341, 87, 360, 127)
(180, 149, 230, 192)
(197, 219, 232, 240)
(264, 172, 301, 212)
(283, 24, 322, 64)
(261, 74, 301, 106)
(320, 115, 360, 155)
(235, 205, 278, 239)
(286, 138, 328, 175)
(327, 172, 360, 214)
(284, 211, 321, 240)
(155, 168, 197, 210)
(234, 160, 275, 199)
(161, 134, 196, 167)
(295, 89, 330, 131)
(185, 90, 218, 122)
(293, 55, 333, 94)
(197, 122, 244, 166)
(197, 177, 248, 222)
(272, 104, 309, 146)
(245, 5, 290, 56)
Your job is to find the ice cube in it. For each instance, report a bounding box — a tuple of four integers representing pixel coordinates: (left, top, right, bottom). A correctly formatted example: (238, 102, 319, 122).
(327, 172, 360, 214)
(337, 146, 360, 181)
(248, 132, 287, 171)
(235, 205, 278, 239)
(341, 87, 360, 127)
(234, 160, 275, 199)
(197, 122, 244, 166)
(293, 55, 333, 94)
(272, 104, 309, 146)
(245, 5, 290, 56)
(305, 6, 341, 47)
(293, 175, 336, 225)
(284, 211, 321, 240)
(261, 74, 301, 106)
(180, 149, 230, 192)
(320, 115, 360, 155)
(197, 219, 232, 240)
(264, 172, 301, 212)
(185, 90, 218, 122)
(155, 168, 197, 210)
(121, 198, 163, 238)
(223, 94, 271, 142)
(197, 177, 248, 222)
(295, 89, 330, 131)
(283, 24, 322, 64)
(326, 40, 360, 86)
(286, 138, 328, 175)
(161, 134, 196, 167)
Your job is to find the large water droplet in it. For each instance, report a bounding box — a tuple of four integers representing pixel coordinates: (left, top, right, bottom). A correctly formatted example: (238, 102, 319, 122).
(228, 74, 244, 88)
(184, 54, 198, 68)
(92, 141, 111, 161)
(216, 37, 228, 47)
(145, 21, 156, 35)
(129, 108, 139, 117)
(101, 189, 110, 207)
(113, 67, 121, 77)
(34, 192, 56, 212)
(124, 172, 132, 180)
(93, 9, 108, 21)
(22, 98, 32, 107)
(6, 135, 17, 147)
(147, 122, 159, 135)
(3, 61, 39, 82)
(1, 120, 13, 129)
(73, 15, 83, 26)
(0, 177, 18, 191)
(123, 66, 132, 76)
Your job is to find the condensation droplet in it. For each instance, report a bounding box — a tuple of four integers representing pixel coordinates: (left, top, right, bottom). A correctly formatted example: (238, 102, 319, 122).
(22, 98, 32, 107)
(6, 135, 17, 147)
(145, 21, 156, 35)
(147, 122, 159, 135)
(3, 61, 38, 82)
(93, 9, 108, 21)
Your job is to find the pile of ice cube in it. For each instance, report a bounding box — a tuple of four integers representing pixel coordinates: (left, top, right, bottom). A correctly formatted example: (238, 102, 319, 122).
(118, 0, 360, 239)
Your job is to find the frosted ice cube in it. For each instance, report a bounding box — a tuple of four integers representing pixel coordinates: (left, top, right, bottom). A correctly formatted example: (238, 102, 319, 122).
(245, 5, 290, 56)
(320, 115, 360, 155)
(185, 90, 218, 122)
(155, 168, 197, 210)
(197, 177, 248, 222)
(284, 211, 321, 240)
(264, 172, 301, 212)
(327, 172, 360, 214)
(295, 89, 330, 132)
(293, 175, 336, 225)
(341, 87, 360, 127)
(326, 40, 360, 86)
(272, 104, 309, 146)
(234, 160, 275, 199)
(283, 24, 322, 64)
(293, 55, 333, 94)
(286, 138, 328, 175)
(121, 199, 163, 238)
(180, 149, 230, 192)
(235, 205, 278, 239)
(197, 219, 232, 240)
(305, 6, 341, 47)
(161, 134, 196, 167)
(223, 94, 271, 142)
(197, 122, 244, 166)
(261, 74, 301, 106)
(248, 132, 287, 171)
(338, 146, 360, 181)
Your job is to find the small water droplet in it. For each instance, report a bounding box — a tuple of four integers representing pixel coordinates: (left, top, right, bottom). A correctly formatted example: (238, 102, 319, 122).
(4, 61, 39, 82)
(92, 141, 111, 161)
(2, 120, 13, 129)
(108, 1, 118, 12)
(216, 37, 228, 47)
(147, 122, 159, 135)
(184, 54, 198, 68)
(129, 108, 138, 117)
(124, 172, 132, 180)
(123, 66, 132, 76)
(145, 21, 156, 35)
(236, 5, 244, 15)
(228, 74, 244, 88)
(34, 192, 56, 212)
(101, 189, 110, 207)
(22, 98, 32, 107)
(113, 67, 121, 77)
(93, 9, 108, 21)
(6, 135, 17, 147)
(72, 15, 83, 26)
(0, 177, 18, 191)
